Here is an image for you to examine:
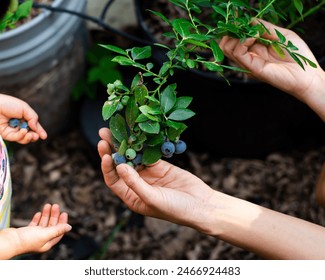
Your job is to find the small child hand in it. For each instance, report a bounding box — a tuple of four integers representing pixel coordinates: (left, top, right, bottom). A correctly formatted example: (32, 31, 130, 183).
(0, 94, 47, 143)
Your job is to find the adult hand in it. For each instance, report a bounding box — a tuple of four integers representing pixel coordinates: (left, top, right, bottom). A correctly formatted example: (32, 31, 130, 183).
(219, 19, 325, 105)
(98, 127, 217, 234)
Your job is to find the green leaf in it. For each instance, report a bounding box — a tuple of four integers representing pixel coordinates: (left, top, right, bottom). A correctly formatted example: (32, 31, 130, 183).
(112, 56, 134, 66)
(109, 114, 129, 143)
(145, 133, 165, 146)
(184, 38, 210, 49)
(139, 121, 160, 134)
(99, 44, 128, 56)
(15, 0, 32, 19)
(295, 53, 317, 68)
(8, 0, 18, 12)
(139, 105, 160, 121)
(125, 96, 138, 131)
(131, 73, 141, 89)
(168, 109, 196, 121)
(201, 61, 223, 72)
(288, 52, 305, 70)
(148, 10, 170, 25)
(271, 43, 285, 58)
(275, 29, 286, 44)
(210, 40, 224, 62)
(161, 84, 177, 114)
(293, 0, 304, 18)
(134, 84, 149, 105)
(131, 46, 152, 60)
(159, 62, 171, 76)
(287, 41, 299, 51)
(185, 59, 197, 69)
(135, 114, 149, 123)
(118, 139, 128, 156)
(142, 146, 162, 165)
(167, 123, 188, 141)
(171, 18, 193, 38)
(102, 100, 119, 121)
(174, 96, 193, 109)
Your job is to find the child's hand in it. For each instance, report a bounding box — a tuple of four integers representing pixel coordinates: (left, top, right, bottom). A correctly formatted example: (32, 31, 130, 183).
(0, 94, 47, 144)
(0, 204, 71, 259)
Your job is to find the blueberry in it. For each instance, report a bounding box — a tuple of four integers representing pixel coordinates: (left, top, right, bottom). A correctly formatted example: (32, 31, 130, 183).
(174, 140, 187, 154)
(8, 118, 20, 128)
(125, 148, 136, 160)
(112, 152, 127, 165)
(117, 103, 124, 111)
(161, 141, 175, 156)
(163, 153, 173, 158)
(132, 153, 143, 165)
(19, 121, 29, 130)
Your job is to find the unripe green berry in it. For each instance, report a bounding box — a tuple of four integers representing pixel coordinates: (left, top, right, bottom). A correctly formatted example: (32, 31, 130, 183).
(121, 95, 130, 105)
(129, 135, 137, 142)
(125, 148, 136, 160)
(114, 80, 123, 87)
(107, 84, 115, 95)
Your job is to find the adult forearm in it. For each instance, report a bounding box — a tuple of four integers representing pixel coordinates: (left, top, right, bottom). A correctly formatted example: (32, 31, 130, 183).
(209, 193, 325, 259)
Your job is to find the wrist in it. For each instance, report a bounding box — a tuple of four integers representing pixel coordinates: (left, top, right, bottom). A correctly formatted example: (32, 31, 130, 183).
(302, 70, 325, 122)
(0, 228, 22, 259)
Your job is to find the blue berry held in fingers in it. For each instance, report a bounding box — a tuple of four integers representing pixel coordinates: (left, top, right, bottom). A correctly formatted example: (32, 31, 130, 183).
(132, 153, 143, 166)
(161, 141, 175, 156)
(8, 118, 20, 128)
(112, 153, 127, 165)
(174, 140, 187, 154)
(19, 121, 29, 130)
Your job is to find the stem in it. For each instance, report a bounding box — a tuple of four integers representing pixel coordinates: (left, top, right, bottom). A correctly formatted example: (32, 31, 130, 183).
(286, 0, 325, 29)
(253, 0, 277, 21)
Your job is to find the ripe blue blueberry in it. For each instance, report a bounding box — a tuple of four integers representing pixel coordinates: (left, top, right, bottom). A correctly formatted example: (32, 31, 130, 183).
(174, 140, 187, 154)
(112, 153, 127, 165)
(132, 153, 143, 165)
(19, 121, 29, 130)
(8, 118, 20, 128)
(161, 141, 175, 156)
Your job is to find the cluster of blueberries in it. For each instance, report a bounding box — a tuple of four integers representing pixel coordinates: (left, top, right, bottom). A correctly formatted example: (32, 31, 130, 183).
(112, 139, 187, 167)
(160, 140, 187, 158)
(8, 118, 29, 130)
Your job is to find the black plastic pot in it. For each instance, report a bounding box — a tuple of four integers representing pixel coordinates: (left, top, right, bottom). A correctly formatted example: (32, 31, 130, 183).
(134, 0, 325, 158)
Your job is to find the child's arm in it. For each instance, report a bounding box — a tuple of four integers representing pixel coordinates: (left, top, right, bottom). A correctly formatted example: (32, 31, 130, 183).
(0, 204, 71, 260)
(0, 94, 47, 144)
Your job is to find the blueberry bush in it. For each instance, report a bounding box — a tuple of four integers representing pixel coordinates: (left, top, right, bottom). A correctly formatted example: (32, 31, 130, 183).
(101, 0, 321, 167)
